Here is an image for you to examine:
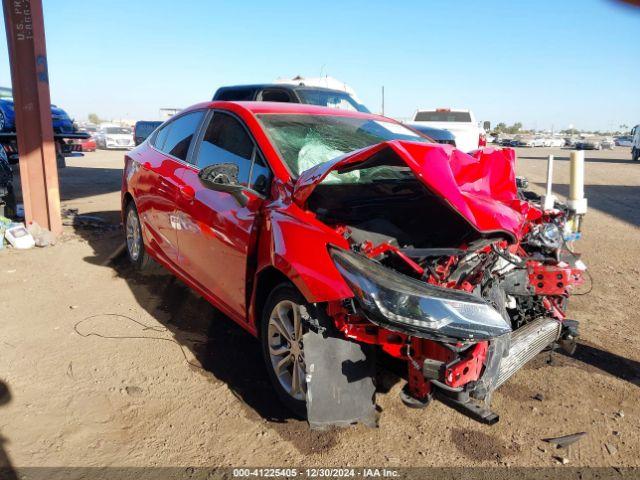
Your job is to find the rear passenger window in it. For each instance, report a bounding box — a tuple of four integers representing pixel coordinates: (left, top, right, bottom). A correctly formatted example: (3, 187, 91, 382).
(195, 112, 272, 193)
(154, 111, 204, 161)
(215, 88, 255, 101)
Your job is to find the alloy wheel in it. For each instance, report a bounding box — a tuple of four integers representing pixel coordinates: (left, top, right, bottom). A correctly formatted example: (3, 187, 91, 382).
(267, 300, 306, 401)
(0, 111, 5, 131)
(126, 207, 141, 261)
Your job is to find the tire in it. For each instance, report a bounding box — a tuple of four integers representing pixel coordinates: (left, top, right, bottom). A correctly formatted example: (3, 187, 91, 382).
(633, 148, 639, 162)
(0, 111, 5, 132)
(260, 283, 309, 417)
(124, 201, 155, 271)
(56, 152, 66, 169)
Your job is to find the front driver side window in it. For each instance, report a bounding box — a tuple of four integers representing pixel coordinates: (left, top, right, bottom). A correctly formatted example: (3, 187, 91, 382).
(195, 113, 255, 188)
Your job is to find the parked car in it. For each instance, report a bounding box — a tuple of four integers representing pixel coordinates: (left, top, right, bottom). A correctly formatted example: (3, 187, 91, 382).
(95, 124, 134, 149)
(547, 137, 565, 148)
(405, 123, 456, 146)
(600, 137, 615, 150)
(0, 146, 15, 217)
(213, 84, 370, 113)
(512, 135, 535, 147)
(133, 120, 163, 146)
(575, 138, 602, 150)
(79, 136, 96, 152)
(121, 101, 585, 426)
(615, 135, 632, 147)
(0, 87, 76, 134)
(411, 108, 485, 152)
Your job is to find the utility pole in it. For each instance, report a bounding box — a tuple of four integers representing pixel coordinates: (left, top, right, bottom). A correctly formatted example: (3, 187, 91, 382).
(3, 0, 62, 235)
(381, 86, 385, 116)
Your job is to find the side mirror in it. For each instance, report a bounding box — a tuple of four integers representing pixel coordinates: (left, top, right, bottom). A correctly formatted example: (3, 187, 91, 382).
(198, 163, 248, 207)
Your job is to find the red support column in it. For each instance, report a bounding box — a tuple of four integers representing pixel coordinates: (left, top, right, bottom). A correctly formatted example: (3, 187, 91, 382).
(2, 0, 61, 235)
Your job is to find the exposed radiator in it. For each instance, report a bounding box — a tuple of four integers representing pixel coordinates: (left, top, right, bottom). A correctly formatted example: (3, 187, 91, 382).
(494, 317, 561, 389)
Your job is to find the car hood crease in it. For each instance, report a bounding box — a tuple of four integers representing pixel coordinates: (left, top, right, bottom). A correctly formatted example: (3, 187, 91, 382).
(293, 141, 530, 240)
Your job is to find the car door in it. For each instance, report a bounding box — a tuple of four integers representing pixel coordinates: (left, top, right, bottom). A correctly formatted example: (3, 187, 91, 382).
(137, 111, 205, 264)
(176, 110, 272, 320)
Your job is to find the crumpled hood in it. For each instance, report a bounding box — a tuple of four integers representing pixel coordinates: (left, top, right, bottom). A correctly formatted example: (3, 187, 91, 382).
(293, 140, 534, 240)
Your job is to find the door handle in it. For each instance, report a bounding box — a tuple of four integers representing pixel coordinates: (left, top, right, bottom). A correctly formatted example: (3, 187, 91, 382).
(178, 184, 195, 202)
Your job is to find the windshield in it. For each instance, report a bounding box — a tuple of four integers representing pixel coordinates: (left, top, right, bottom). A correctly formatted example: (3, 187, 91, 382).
(258, 114, 430, 181)
(105, 127, 131, 135)
(296, 89, 370, 113)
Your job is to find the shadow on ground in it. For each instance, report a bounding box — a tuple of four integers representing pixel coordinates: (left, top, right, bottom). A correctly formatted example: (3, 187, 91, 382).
(72, 214, 341, 454)
(0, 380, 17, 479)
(527, 341, 640, 388)
(11, 164, 122, 204)
(534, 183, 640, 227)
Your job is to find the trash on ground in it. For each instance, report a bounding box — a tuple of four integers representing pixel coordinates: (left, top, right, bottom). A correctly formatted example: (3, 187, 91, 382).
(27, 221, 57, 247)
(4, 223, 35, 249)
(543, 431, 587, 449)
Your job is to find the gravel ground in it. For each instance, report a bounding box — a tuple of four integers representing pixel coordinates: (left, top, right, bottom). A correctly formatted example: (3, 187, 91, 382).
(0, 147, 638, 469)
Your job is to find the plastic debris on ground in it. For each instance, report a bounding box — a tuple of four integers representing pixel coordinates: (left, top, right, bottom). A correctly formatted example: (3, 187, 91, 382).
(4, 223, 35, 249)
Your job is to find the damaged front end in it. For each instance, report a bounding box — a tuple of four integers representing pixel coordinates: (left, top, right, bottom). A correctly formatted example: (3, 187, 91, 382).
(297, 141, 587, 425)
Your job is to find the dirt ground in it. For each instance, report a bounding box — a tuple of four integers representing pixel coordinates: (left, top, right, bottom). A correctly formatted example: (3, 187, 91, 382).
(0, 146, 638, 469)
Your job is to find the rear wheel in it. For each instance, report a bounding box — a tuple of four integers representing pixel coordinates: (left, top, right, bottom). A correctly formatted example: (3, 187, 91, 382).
(633, 148, 639, 162)
(261, 284, 308, 417)
(124, 202, 155, 271)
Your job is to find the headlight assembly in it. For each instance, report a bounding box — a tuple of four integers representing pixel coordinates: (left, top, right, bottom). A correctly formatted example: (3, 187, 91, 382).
(528, 223, 563, 250)
(329, 246, 512, 342)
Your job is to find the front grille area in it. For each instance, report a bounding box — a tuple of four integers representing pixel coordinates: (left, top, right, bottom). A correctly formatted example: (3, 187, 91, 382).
(494, 317, 561, 389)
(116, 139, 130, 145)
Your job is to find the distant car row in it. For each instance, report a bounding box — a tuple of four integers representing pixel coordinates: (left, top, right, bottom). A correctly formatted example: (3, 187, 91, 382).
(492, 135, 619, 150)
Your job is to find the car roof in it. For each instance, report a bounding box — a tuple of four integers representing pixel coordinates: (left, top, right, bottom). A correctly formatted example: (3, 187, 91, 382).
(184, 100, 387, 120)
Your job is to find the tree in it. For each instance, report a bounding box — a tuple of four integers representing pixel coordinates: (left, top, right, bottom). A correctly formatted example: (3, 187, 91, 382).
(509, 122, 523, 133)
(88, 113, 101, 125)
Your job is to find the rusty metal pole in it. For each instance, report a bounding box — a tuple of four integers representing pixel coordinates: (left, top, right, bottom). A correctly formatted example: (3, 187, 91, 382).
(3, 0, 62, 235)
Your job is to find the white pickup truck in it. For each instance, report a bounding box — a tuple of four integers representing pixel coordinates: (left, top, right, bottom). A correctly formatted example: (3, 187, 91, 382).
(631, 124, 640, 161)
(410, 109, 486, 153)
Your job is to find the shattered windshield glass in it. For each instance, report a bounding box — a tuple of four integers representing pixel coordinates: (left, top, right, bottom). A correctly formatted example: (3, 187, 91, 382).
(257, 114, 430, 182)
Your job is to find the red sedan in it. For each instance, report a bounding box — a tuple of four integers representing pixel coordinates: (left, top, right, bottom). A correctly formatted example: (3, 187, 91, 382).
(121, 102, 582, 426)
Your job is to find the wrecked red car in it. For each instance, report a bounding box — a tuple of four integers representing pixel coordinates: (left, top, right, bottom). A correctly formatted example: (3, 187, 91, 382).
(121, 102, 586, 427)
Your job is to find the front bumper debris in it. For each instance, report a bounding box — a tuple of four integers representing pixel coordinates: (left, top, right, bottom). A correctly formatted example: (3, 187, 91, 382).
(428, 317, 563, 424)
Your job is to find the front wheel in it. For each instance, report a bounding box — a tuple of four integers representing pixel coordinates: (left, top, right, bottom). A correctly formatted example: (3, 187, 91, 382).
(633, 148, 639, 162)
(261, 284, 309, 417)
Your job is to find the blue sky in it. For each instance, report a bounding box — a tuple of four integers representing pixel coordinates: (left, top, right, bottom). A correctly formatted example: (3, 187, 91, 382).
(1, 0, 638, 131)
